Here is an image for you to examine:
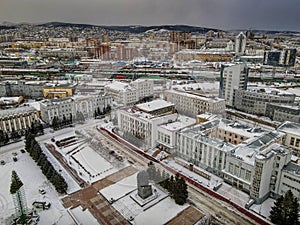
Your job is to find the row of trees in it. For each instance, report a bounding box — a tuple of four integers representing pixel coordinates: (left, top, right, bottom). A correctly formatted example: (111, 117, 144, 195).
(25, 132, 68, 194)
(147, 162, 188, 205)
(51, 114, 73, 130)
(0, 121, 44, 146)
(94, 105, 112, 119)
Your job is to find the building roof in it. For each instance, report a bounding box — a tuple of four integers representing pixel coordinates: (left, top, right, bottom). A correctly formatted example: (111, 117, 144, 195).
(0, 106, 37, 117)
(105, 81, 135, 92)
(247, 86, 295, 96)
(165, 89, 224, 103)
(232, 131, 284, 165)
(278, 121, 300, 136)
(136, 99, 174, 113)
(283, 162, 300, 177)
(159, 115, 195, 131)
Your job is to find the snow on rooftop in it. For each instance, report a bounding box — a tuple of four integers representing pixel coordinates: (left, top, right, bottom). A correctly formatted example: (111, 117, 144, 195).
(0, 105, 36, 117)
(247, 86, 295, 96)
(232, 131, 283, 165)
(166, 89, 224, 103)
(278, 121, 300, 136)
(105, 81, 135, 92)
(172, 81, 219, 93)
(136, 99, 174, 112)
(287, 87, 300, 96)
(26, 101, 41, 111)
(160, 115, 195, 131)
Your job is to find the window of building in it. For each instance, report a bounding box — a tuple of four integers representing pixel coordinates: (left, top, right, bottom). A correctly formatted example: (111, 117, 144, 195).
(290, 137, 295, 145)
(245, 170, 251, 181)
(296, 138, 300, 147)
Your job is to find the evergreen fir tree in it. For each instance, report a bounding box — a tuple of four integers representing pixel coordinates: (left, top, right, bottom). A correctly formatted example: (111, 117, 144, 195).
(41, 161, 51, 175)
(270, 190, 300, 225)
(0, 130, 8, 145)
(37, 153, 47, 167)
(168, 175, 175, 198)
(10, 171, 23, 194)
(174, 176, 188, 205)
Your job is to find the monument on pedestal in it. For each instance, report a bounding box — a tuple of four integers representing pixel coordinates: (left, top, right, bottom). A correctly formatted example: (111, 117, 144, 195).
(137, 170, 152, 199)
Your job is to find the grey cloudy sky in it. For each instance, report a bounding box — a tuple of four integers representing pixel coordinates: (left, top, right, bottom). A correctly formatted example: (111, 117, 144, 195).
(1, 0, 299, 31)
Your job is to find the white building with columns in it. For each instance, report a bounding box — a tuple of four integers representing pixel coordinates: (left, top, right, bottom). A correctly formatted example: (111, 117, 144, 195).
(0, 106, 39, 133)
(40, 93, 112, 125)
(117, 99, 178, 148)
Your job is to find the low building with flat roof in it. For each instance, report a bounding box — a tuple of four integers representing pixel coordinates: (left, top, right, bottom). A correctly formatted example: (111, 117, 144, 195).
(278, 121, 300, 156)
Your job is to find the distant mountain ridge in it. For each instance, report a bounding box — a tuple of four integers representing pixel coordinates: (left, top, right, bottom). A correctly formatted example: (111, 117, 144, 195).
(40, 22, 220, 33)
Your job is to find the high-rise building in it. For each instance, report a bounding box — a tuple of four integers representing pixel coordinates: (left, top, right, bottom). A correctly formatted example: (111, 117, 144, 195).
(235, 32, 246, 55)
(263, 49, 297, 67)
(219, 63, 249, 107)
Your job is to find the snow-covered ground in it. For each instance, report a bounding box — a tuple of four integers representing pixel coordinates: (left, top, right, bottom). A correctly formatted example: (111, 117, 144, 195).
(69, 206, 100, 225)
(250, 198, 275, 219)
(0, 150, 75, 225)
(100, 173, 138, 201)
(134, 197, 188, 225)
(70, 145, 117, 183)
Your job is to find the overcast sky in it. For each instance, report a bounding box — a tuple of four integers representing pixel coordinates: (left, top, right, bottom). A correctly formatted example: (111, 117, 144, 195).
(1, 0, 299, 31)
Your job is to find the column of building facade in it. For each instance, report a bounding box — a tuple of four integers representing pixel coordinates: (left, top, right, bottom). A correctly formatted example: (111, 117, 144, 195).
(17, 116, 22, 130)
(26, 114, 31, 128)
(22, 116, 27, 129)
(8, 117, 12, 132)
(12, 115, 17, 131)
(2, 119, 7, 132)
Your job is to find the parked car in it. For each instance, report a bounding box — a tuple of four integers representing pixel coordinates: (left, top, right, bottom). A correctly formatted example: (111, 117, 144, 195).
(39, 189, 46, 195)
(0, 160, 5, 165)
(20, 149, 26, 153)
(13, 157, 18, 162)
(32, 201, 51, 210)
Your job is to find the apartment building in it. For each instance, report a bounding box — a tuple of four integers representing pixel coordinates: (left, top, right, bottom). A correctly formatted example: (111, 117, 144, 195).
(219, 63, 249, 107)
(265, 103, 300, 123)
(164, 89, 225, 118)
(234, 87, 296, 115)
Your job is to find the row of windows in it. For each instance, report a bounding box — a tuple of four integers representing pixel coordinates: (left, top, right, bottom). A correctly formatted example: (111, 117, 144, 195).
(283, 174, 300, 184)
(228, 163, 252, 181)
(282, 183, 300, 193)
